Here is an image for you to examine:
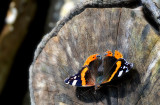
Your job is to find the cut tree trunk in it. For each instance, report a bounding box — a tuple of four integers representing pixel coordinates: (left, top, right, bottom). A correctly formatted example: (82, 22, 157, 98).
(29, 0, 160, 105)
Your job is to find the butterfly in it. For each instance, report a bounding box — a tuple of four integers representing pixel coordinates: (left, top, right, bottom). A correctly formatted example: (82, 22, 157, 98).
(64, 50, 133, 89)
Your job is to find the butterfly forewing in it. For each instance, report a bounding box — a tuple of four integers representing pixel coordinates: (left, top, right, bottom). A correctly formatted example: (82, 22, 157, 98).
(65, 54, 102, 87)
(100, 50, 133, 84)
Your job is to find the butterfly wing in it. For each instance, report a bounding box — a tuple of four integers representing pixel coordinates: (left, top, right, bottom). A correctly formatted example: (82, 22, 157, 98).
(64, 54, 102, 87)
(100, 50, 133, 84)
(64, 67, 87, 86)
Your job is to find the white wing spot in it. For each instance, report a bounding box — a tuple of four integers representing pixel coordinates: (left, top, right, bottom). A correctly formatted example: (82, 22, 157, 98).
(66, 81, 69, 84)
(74, 76, 77, 79)
(72, 80, 78, 86)
(126, 69, 129, 73)
(123, 66, 126, 69)
(118, 70, 123, 77)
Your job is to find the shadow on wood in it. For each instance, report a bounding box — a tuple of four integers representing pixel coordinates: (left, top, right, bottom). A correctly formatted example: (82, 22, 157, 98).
(76, 69, 140, 103)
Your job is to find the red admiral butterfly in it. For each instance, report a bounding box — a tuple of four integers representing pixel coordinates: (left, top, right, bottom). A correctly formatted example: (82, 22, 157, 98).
(64, 50, 133, 89)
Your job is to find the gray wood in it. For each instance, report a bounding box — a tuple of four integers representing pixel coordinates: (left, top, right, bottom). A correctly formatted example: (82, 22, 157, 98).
(141, 0, 160, 34)
(141, 0, 160, 25)
(29, 0, 160, 105)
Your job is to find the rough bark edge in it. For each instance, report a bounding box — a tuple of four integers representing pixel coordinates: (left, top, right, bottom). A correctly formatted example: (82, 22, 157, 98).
(141, 0, 160, 25)
(29, 0, 160, 104)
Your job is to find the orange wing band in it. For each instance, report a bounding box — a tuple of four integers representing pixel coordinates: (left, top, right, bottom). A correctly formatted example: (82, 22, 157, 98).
(81, 67, 89, 86)
(83, 54, 99, 66)
(106, 50, 123, 82)
(103, 50, 123, 83)
(106, 61, 122, 82)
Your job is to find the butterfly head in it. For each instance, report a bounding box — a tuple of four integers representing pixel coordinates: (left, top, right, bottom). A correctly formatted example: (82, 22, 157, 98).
(104, 51, 113, 57)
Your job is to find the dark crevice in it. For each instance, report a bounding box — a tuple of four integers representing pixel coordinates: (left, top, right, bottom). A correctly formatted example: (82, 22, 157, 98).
(0, 0, 11, 34)
(86, 1, 141, 9)
(148, 76, 160, 96)
(0, 0, 50, 105)
(142, 5, 160, 35)
(135, 75, 151, 105)
(141, 24, 150, 41)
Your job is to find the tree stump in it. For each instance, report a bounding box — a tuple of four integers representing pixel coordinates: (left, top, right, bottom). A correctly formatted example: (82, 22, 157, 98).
(29, 0, 160, 105)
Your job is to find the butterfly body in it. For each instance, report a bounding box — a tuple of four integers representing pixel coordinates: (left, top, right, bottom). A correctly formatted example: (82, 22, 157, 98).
(64, 50, 133, 88)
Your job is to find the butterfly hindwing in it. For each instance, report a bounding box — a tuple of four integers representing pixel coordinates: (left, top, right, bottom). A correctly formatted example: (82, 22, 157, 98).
(114, 58, 133, 78)
(101, 50, 133, 84)
(64, 67, 84, 86)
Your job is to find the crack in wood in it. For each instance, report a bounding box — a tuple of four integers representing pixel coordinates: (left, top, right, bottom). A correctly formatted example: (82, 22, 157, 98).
(116, 8, 122, 49)
(148, 76, 160, 95)
(135, 76, 160, 105)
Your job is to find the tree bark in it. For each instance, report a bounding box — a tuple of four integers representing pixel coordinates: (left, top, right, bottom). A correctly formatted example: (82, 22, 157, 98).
(29, 0, 160, 105)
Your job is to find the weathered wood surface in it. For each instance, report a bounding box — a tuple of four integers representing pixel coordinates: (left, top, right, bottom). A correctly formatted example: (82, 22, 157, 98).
(141, 0, 160, 27)
(29, 0, 160, 105)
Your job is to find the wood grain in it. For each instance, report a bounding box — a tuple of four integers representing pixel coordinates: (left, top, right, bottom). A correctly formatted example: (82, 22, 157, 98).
(29, 7, 160, 105)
